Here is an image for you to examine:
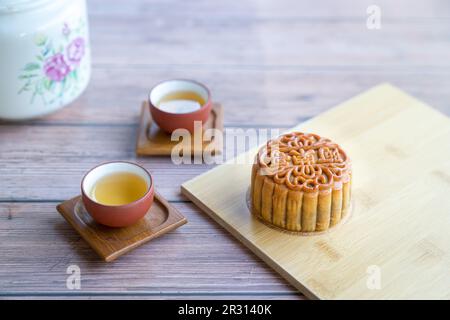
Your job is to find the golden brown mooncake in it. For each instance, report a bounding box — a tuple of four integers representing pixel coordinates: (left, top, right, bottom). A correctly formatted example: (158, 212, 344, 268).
(250, 132, 352, 233)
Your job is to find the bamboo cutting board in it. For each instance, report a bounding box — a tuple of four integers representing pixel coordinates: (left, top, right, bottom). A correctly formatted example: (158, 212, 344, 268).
(181, 84, 450, 300)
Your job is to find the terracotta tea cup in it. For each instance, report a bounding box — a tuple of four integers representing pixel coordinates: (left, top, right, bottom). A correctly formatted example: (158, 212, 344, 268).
(148, 79, 212, 133)
(81, 161, 154, 227)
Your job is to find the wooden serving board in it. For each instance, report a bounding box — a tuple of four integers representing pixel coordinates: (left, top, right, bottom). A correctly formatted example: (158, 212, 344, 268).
(57, 193, 187, 262)
(181, 84, 450, 300)
(136, 101, 224, 156)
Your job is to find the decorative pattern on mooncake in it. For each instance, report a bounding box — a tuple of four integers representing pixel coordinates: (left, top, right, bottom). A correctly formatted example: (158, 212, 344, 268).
(250, 132, 352, 233)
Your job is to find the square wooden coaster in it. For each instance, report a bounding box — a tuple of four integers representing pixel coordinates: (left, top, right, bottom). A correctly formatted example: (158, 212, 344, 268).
(136, 101, 224, 156)
(56, 193, 187, 262)
(181, 84, 450, 299)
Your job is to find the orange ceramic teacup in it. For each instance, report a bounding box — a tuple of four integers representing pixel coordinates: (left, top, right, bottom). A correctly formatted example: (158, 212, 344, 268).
(81, 161, 154, 227)
(148, 79, 212, 133)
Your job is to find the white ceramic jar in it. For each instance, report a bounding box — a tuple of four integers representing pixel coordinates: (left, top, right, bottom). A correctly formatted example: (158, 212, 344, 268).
(0, 0, 91, 120)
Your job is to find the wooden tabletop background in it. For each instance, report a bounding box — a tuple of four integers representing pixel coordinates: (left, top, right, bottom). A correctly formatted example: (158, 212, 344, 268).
(1, 0, 449, 299)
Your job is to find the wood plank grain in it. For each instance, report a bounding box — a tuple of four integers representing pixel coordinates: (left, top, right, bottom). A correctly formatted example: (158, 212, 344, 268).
(84, 1, 450, 67)
(88, 0, 450, 20)
(3, 69, 450, 126)
(0, 123, 284, 202)
(88, 19, 450, 68)
(1, 293, 302, 300)
(0, 201, 299, 297)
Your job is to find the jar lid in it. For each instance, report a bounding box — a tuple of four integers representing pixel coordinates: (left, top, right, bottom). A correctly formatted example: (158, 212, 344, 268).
(0, 0, 54, 13)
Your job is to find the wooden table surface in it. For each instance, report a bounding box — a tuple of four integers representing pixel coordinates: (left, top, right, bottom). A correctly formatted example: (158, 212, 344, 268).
(1, 0, 449, 300)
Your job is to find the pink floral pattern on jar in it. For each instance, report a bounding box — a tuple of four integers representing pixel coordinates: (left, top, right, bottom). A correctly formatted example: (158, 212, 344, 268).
(44, 53, 70, 82)
(18, 19, 87, 105)
(66, 37, 85, 67)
